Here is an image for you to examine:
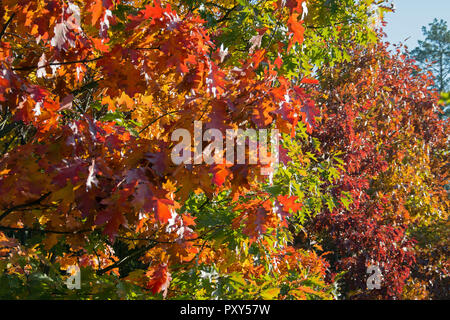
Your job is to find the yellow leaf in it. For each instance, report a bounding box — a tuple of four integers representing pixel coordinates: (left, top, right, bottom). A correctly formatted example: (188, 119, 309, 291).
(0, 169, 10, 175)
(261, 287, 280, 300)
(50, 182, 75, 204)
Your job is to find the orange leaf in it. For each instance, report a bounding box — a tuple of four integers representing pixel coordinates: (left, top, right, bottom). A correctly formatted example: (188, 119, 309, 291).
(210, 164, 231, 187)
(287, 13, 304, 51)
(153, 198, 174, 223)
(90, 0, 104, 25)
(301, 78, 319, 85)
(277, 195, 302, 215)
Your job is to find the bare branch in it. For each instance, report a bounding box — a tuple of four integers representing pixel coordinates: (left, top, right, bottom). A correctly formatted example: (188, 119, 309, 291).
(0, 192, 51, 222)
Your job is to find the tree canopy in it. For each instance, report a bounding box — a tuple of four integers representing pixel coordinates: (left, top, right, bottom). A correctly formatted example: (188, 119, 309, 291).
(0, 0, 448, 300)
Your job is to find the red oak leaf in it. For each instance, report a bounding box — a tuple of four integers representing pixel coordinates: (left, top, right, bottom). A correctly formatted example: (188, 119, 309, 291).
(146, 264, 171, 297)
(153, 198, 174, 223)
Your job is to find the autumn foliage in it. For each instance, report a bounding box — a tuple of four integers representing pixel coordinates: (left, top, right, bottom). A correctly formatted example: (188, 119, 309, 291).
(0, 0, 448, 300)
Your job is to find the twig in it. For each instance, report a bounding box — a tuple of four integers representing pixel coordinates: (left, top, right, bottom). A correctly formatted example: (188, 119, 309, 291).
(96, 243, 156, 275)
(138, 110, 180, 135)
(0, 225, 90, 235)
(0, 192, 51, 222)
(0, 13, 15, 39)
(12, 57, 103, 72)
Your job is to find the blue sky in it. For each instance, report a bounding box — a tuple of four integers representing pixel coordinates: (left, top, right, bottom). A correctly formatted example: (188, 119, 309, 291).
(383, 0, 450, 49)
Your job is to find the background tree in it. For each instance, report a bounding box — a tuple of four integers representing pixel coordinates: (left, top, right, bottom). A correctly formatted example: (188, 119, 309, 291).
(411, 19, 450, 92)
(0, 0, 447, 300)
(309, 35, 448, 299)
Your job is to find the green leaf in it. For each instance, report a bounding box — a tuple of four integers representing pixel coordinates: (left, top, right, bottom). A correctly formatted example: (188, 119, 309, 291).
(260, 287, 280, 300)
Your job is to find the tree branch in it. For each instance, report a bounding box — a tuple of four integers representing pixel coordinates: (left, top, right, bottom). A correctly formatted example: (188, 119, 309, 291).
(0, 13, 15, 39)
(138, 110, 180, 135)
(0, 192, 51, 222)
(216, 5, 239, 23)
(96, 243, 156, 276)
(306, 18, 360, 29)
(12, 57, 103, 72)
(0, 225, 90, 235)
